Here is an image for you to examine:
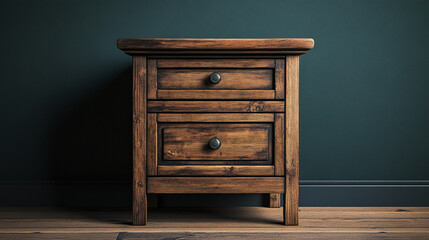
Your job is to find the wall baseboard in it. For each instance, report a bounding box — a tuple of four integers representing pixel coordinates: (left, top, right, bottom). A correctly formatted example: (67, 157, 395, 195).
(1, 180, 428, 207)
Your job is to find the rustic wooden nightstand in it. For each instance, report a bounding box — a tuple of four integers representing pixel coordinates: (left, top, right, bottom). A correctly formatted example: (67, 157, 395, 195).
(117, 38, 314, 225)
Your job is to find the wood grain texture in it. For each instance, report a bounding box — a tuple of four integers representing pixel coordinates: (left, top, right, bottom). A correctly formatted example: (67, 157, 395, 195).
(284, 55, 300, 226)
(132, 56, 147, 225)
(157, 58, 275, 68)
(157, 90, 275, 100)
(150, 55, 286, 59)
(147, 59, 157, 99)
(158, 69, 273, 90)
(275, 59, 285, 99)
(118, 38, 313, 226)
(147, 177, 285, 193)
(157, 113, 275, 122)
(161, 123, 272, 161)
(117, 38, 315, 51)
(1, 207, 429, 223)
(148, 101, 285, 112)
(0, 233, 120, 240)
(118, 232, 429, 240)
(269, 193, 281, 208)
(274, 113, 285, 176)
(147, 113, 157, 176)
(157, 166, 275, 176)
(1, 207, 429, 240)
(123, 50, 309, 55)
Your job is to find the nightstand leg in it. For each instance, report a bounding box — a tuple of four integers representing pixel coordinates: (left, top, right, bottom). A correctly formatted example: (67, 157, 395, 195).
(133, 56, 147, 225)
(269, 193, 281, 208)
(284, 55, 299, 225)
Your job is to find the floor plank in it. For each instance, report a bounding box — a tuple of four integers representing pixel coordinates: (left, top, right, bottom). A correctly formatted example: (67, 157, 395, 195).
(0, 207, 427, 240)
(118, 232, 429, 240)
(0, 218, 429, 228)
(0, 233, 119, 240)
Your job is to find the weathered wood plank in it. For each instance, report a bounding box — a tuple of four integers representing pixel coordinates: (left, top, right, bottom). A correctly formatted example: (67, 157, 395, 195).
(274, 113, 285, 176)
(157, 113, 275, 122)
(148, 101, 285, 112)
(147, 177, 285, 193)
(2, 216, 429, 229)
(147, 59, 157, 99)
(117, 38, 315, 51)
(0, 233, 120, 240)
(275, 59, 285, 99)
(157, 90, 275, 100)
(132, 56, 147, 226)
(123, 50, 309, 55)
(2, 228, 429, 234)
(284, 55, 300, 226)
(158, 69, 273, 90)
(147, 113, 157, 176)
(157, 166, 274, 176)
(1, 207, 428, 220)
(269, 193, 281, 208)
(162, 123, 272, 161)
(117, 232, 429, 240)
(157, 59, 275, 68)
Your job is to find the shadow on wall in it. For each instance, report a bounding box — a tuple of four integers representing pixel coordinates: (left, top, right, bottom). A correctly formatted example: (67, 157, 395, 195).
(47, 67, 133, 208)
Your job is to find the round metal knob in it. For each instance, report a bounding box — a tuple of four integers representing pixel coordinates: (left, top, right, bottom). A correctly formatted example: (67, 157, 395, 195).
(209, 72, 221, 84)
(209, 137, 221, 150)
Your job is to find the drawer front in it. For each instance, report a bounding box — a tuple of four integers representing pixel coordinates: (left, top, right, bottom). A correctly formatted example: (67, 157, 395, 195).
(161, 123, 272, 162)
(147, 113, 285, 177)
(158, 69, 273, 90)
(148, 58, 285, 100)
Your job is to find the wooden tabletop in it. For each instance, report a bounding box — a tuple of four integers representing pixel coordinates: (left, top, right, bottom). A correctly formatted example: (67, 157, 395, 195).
(117, 38, 314, 54)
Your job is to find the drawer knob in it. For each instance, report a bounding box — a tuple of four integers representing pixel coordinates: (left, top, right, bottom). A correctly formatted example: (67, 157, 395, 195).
(209, 137, 222, 150)
(209, 72, 221, 84)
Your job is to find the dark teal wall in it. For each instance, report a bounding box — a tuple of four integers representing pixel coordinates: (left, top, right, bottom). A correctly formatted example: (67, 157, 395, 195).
(1, 0, 428, 183)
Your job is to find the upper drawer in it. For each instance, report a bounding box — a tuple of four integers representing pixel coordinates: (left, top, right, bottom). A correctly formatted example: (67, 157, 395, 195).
(147, 58, 285, 100)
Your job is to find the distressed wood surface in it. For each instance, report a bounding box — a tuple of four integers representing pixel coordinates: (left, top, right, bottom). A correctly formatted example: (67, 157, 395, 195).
(157, 165, 275, 176)
(150, 55, 288, 59)
(148, 58, 284, 100)
(147, 177, 285, 193)
(157, 113, 275, 122)
(157, 58, 276, 68)
(284, 55, 300, 226)
(274, 113, 285, 176)
(157, 90, 275, 99)
(132, 56, 147, 226)
(147, 113, 157, 176)
(147, 59, 157, 99)
(118, 38, 313, 226)
(269, 193, 281, 208)
(2, 207, 428, 219)
(118, 232, 429, 240)
(123, 50, 310, 55)
(275, 59, 285, 99)
(148, 101, 285, 112)
(161, 123, 272, 161)
(157, 69, 273, 90)
(117, 38, 315, 51)
(0, 233, 119, 240)
(1, 207, 428, 240)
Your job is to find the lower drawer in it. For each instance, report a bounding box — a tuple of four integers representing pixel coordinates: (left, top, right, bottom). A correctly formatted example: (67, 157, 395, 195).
(160, 123, 272, 163)
(147, 113, 285, 176)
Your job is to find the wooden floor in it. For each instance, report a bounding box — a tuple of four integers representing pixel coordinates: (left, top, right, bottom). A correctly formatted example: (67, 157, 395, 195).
(0, 207, 428, 239)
